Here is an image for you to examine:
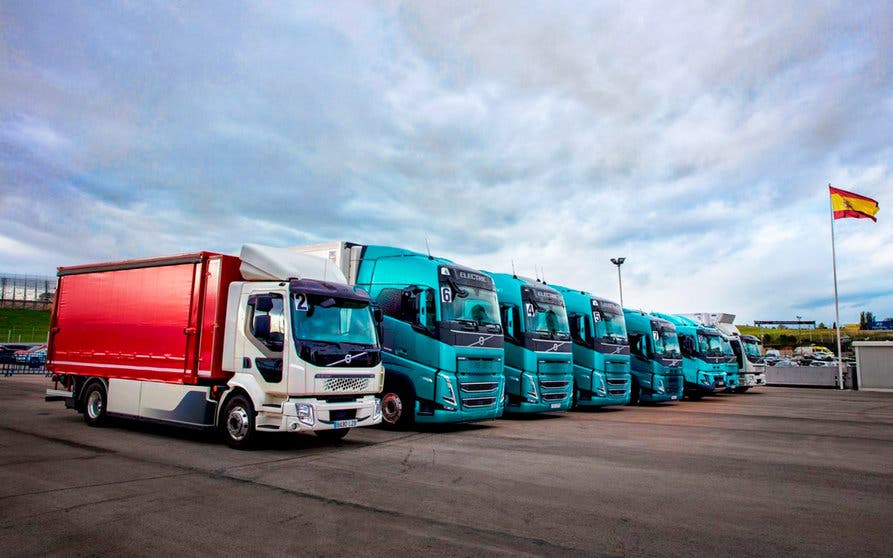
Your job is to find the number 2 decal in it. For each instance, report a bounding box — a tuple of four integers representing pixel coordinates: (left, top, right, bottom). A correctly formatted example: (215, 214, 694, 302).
(294, 294, 309, 311)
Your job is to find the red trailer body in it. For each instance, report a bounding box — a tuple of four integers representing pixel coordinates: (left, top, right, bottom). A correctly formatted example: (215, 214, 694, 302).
(48, 252, 243, 385)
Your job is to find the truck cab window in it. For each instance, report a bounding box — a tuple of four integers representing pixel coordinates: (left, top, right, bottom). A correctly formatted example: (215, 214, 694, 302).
(247, 294, 285, 352)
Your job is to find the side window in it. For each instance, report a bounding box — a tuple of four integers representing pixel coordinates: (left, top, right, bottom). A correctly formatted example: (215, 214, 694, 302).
(376, 288, 403, 320)
(629, 334, 644, 357)
(247, 293, 285, 352)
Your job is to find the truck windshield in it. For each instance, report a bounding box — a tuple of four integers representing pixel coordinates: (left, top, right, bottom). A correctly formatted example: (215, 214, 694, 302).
(595, 305, 627, 342)
(528, 302, 570, 335)
(697, 332, 725, 357)
(652, 329, 681, 358)
(441, 286, 501, 326)
(742, 339, 762, 359)
(291, 294, 377, 346)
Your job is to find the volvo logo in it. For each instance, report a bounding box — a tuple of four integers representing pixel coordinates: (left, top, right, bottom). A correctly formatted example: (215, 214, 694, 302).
(344, 353, 353, 364)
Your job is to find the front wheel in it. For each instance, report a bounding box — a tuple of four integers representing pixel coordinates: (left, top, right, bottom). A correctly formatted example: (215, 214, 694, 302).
(380, 384, 414, 429)
(82, 381, 108, 427)
(221, 394, 256, 450)
(315, 428, 350, 442)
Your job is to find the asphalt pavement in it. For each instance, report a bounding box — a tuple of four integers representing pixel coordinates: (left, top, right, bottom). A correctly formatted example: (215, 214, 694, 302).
(1, 376, 891, 557)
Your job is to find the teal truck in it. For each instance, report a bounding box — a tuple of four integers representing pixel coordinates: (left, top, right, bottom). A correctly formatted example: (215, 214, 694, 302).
(552, 286, 630, 408)
(485, 274, 574, 413)
(293, 243, 505, 427)
(622, 309, 684, 403)
(652, 313, 729, 399)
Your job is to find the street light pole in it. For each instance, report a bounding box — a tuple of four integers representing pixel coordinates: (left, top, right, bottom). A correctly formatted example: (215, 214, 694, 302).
(610, 257, 626, 306)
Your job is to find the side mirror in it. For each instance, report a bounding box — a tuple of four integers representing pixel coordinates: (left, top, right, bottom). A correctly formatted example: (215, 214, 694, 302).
(567, 314, 583, 344)
(418, 289, 429, 326)
(254, 314, 271, 339)
(372, 307, 383, 323)
(501, 305, 516, 340)
(401, 287, 420, 322)
(255, 295, 274, 313)
(644, 335, 653, 357)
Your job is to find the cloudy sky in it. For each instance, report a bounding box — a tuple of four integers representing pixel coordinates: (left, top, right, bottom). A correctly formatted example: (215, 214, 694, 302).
(1, 1, 890, 325)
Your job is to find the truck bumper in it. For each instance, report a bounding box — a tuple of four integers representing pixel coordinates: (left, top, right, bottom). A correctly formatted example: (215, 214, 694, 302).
(257, 395, 381, 432)
(414, 403, 504, 424)
(577, 372, 631, 408)
(639, 391, 680, 403)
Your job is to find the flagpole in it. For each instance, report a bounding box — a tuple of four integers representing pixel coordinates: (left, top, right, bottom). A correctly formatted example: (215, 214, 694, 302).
(829, 184, 845, 389)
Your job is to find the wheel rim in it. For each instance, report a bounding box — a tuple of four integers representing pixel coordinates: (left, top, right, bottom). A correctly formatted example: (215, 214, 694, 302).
(380, 392, 403, 424)
(226, 406, 250, 441)
(86, 390, 103, 419)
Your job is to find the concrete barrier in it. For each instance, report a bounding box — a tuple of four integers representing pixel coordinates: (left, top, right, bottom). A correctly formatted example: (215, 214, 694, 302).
(766, 365, 854, 388)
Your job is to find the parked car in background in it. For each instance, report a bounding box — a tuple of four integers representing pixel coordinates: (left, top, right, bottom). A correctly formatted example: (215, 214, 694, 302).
(15, 344, 47, 366)
(771, 359, 799, 367)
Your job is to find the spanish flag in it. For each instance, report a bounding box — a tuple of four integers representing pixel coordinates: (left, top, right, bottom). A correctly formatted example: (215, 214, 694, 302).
(830, 186, 879, 222)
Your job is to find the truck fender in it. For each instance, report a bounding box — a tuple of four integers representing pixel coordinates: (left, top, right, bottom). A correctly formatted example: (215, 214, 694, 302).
(217, 373, 267, 426)
(76, 377, 108, 412)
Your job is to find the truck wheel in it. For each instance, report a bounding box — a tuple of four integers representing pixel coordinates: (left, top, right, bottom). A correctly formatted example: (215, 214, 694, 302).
(221, 394, 256, 449)
(315, 428, 350, 442)
(380, 384, 414, 429)
(82, 381, 108, 427)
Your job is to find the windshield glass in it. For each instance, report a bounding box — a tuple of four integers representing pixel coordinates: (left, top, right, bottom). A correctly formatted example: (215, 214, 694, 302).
(527, 301, 571, 335)
(697, 332, 725, 357)
(291, 294, 377, 346)
(652, 329, 681, 357)
(594, 305, 627, 342)
(720, 338, 734, 356)
(742, 339, 762, 358)
(440, 286, 501, 326)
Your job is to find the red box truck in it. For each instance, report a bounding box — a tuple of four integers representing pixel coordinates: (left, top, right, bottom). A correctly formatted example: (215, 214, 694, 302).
(46, 245, 383, 448)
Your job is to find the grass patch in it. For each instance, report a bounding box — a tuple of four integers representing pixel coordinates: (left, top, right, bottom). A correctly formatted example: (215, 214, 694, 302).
(0, 308, 51, 343)
(738, 325, 893, 348)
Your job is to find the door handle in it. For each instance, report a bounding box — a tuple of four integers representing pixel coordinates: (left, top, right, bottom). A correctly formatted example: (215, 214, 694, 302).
(242, 357, 252, 368)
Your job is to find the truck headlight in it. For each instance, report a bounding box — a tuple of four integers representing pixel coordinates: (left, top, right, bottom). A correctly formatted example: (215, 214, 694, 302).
(296, 403, 315, 426)
(372, 398, 382, 422)
(438, 373, 457, 406)
(525, 374, 538, 403)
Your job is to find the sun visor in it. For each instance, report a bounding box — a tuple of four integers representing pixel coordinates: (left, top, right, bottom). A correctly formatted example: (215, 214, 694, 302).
(239, 244, 347, 283)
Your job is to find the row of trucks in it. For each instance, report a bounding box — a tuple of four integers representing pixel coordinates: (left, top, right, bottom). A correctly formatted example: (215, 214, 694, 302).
(44, 242, 763, 448)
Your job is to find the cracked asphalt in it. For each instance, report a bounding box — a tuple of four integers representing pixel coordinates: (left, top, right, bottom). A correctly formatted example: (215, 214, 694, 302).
(1, 376, 891, 557)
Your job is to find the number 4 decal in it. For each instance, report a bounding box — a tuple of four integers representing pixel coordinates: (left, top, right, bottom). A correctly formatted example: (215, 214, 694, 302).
(525, 303, 535, 317)
(294, 294, 309, 311)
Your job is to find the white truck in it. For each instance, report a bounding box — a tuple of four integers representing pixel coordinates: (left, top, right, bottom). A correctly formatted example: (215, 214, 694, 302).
(682, 313, 766, 392)
(46, 244, 384, 449)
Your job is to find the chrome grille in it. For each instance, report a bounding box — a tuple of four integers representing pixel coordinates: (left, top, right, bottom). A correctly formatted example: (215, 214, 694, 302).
(542, 392, 568, 402)
(606, 377, 627, 385)
(460, 382, 499, 393)
(608, 388, 626, 396)
(323, 377, 371, 392)
(540, 380, 569, 389)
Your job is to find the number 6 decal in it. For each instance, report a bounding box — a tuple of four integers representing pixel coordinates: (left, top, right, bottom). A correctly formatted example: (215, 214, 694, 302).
(441, 287, 452, 303)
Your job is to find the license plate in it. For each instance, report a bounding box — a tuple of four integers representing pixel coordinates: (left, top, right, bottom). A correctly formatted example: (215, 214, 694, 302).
(333, 419, 357, 429)
(671, 395, 678, 400)
(550, 403, 560, 409)
(716, 381, 725, 387)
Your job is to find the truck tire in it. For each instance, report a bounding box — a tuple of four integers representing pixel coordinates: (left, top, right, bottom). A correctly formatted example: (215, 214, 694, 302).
(221, 394, 256, 449)
(380, 382, 414, 429)
(315, 428, 350, 442)
(82, 381, 108, 427)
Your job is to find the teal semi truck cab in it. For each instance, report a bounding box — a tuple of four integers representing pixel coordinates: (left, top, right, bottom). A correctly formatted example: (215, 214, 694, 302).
(652, 313, 728, 399)
(293, 243, 505, 427)
(622, 309, 684, 403)
(683, 313, 767, 391)
(486, 274, 574, 413)
(552, 285, 630, 408)
(718, 334, 740, 392)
